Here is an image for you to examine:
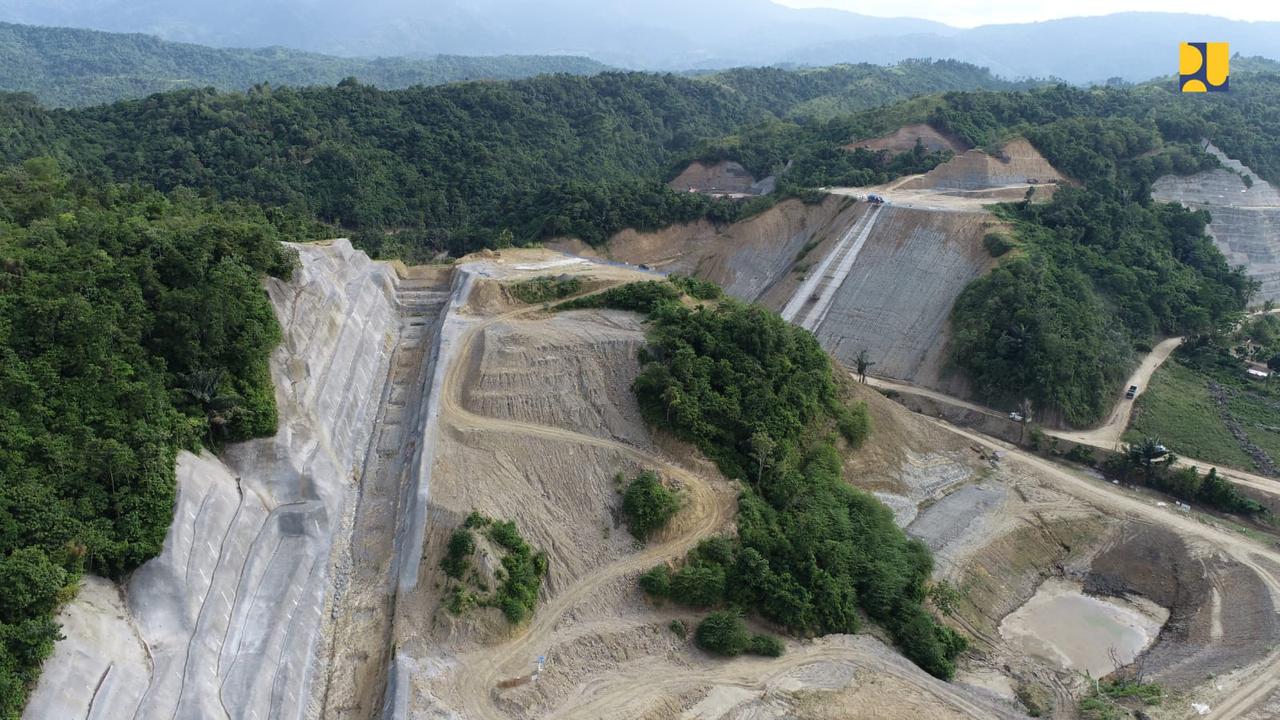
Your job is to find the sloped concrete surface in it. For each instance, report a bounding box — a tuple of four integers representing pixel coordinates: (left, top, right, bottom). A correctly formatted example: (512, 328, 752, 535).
(810, 205, 993, 387)
(1152, 144, 1280, 302)
(24, 239, 421, 720)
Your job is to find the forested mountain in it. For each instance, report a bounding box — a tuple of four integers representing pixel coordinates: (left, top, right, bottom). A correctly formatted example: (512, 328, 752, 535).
(0, 60, 1031, 257)
(0, 0, 948, 70)
(0, 160, 310, 717)
(2, 1, 1278, 81)
(786, 12, 1280, 84)
(0, 22, 609, 107)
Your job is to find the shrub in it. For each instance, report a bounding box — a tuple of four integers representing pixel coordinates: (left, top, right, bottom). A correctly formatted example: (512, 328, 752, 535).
(669, 619, 688, 639)
(982, 232, 1015, 257)
(639, 565, 672, 597)
(441, 529, 475, 579)
(668, 274, 723, 300)
(749, 634, 785, 657)
(621, 470, 681, 541)
(1064, 444, 1095, 465)
(670, 563, 727, 607)
(509, 275, 583, 304)
(695, 610, 750, 656)
(486, 520, 525, 552)
(837, 402, 871, 447)
(556, 280, 680, 314)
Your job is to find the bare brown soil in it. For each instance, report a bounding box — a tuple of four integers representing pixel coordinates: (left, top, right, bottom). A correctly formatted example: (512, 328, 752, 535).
(845, 123, 969, 155)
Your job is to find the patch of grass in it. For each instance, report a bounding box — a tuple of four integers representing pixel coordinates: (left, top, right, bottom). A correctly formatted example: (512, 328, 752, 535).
(1125, 360, 1256, 471)
(1079, 679, 1164, 719)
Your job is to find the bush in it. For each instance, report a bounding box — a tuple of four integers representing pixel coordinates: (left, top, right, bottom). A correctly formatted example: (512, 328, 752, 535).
(440, 528, 475, 579)
(837, 402, 871, 447)
(982, 232, 1015, 257)
(621, 470, 681, 541)
(668, 274, 723, 300)
(670, 563, 727, 607)
(1064, 444, 1096, 465)
(695, 610, 750, 656)
(509, 275, 583, 304)
(749, 633, 785, 657)
(556, 280, 680, 314)
(639, 565, 673, 597)
(669, 619, 687, 639)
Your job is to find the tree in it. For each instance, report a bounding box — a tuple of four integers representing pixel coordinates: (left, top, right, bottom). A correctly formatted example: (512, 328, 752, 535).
(749, 430, 776, 485)
(855, 349, 875, 383)
(621, 471, 681, 541)
(1126, 437, 1167, 484)
(695, 610, 750, 656)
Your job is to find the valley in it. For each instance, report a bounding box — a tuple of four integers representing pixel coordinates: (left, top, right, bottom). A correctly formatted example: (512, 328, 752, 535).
(5, 23, 1280, 720)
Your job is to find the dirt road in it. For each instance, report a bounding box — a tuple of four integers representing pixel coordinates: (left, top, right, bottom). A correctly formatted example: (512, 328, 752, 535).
(436, 294, 738, 720)
(923, 420, 1280, 720)
(1048, 337, 1183, 450)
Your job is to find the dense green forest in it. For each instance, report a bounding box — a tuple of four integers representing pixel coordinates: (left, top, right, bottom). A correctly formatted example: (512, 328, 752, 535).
(922, 85, 1267, 424)
(0, 21, 610, 108)
(599, 293, 966, 679)
(0, 60, 1045, 259)
(0, 160, 304, 716)
(701, 59, 1040, 119)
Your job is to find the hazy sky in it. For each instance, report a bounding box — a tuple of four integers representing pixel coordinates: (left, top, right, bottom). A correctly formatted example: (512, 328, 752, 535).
(775, 0, 1280, 27)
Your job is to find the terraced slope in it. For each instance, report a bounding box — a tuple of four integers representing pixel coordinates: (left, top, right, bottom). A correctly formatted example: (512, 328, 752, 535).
(1152, 144, 1280, 303)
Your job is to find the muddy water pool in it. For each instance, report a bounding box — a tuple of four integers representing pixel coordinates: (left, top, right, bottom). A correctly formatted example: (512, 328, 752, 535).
(999, 578, 1168, 677)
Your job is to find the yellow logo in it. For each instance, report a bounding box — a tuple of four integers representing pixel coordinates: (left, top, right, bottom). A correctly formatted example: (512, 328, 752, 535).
(1180, 42, 1229, 92)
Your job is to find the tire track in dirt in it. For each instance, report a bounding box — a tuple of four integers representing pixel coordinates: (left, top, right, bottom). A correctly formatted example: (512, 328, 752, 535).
(432, 288, 736, 720)
(547, 640, 1014, 720)
(931, 421, 1280, 720)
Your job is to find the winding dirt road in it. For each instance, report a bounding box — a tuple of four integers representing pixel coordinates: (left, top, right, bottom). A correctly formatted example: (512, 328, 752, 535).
(436, 294, 737, 720)
(428, 283, 1012, 720)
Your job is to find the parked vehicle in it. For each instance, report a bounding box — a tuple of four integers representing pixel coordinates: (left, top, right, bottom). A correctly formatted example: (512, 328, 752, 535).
(1125, 385, 1138, 399)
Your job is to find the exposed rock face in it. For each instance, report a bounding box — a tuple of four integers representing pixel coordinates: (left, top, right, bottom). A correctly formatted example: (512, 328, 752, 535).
(1152, 144, 1280, 303)
(24, 240, 453, 720)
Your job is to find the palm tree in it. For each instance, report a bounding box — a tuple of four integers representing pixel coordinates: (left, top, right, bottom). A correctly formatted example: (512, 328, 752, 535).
(855, 350, 875, 384)
(180, 368, 242, 443)
(1126, 437, 1167, 484)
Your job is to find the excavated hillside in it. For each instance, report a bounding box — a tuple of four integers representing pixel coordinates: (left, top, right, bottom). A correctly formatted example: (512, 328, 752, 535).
(24, 239, 456, 720)
(26, 239, 1280, 720)
(667, 160, 775, 196)
(899, 138, 1064, 192)
(845, 123, 969, 155)
(1152, 143, 1280, 303)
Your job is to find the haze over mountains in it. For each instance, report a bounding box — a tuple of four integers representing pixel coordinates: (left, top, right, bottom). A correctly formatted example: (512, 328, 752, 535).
(2, 0, 1279, 82)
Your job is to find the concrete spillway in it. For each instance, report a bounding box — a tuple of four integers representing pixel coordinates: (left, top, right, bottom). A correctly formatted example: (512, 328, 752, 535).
(23, 240, 456, 720)
(779, 204, 993, 392)
(1152, 144, 1280, 303)
(782, 205, 883, 331)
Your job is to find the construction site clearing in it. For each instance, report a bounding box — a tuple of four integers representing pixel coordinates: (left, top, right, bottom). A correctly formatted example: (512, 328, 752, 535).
(25, 133, 1280, 720)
